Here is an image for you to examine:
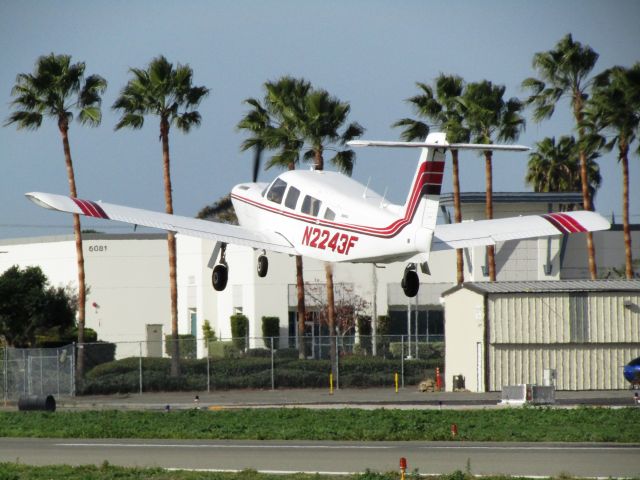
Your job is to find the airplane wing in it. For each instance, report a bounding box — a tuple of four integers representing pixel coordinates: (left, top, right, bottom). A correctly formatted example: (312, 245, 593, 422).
(431, 210, 610, 251)
(25, 192, 298, 255)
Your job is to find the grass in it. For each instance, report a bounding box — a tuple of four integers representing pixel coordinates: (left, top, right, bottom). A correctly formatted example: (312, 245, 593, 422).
(0, 407, 639, 442)
(0, 464, 626, 480)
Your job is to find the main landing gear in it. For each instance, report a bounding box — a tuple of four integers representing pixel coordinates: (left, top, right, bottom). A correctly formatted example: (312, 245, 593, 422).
(257, 251, 269, 278)
(401, 264, 420, 298)
(211, 244, 270, 292)
(212, 243, 228, 292)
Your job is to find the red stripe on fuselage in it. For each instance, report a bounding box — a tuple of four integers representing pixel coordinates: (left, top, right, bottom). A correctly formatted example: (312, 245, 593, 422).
(233, 159, 445, 239)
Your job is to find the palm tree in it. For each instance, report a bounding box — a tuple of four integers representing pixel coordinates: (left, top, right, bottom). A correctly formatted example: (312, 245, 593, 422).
(461, 80, 525, 281)
(295, 88, 364, 372)
(238, 76, 310, 359)
(522, 33, 600, 279)
(586, 63, 640, 278)
(112, 55, 209, 377)
(5, 53, 107, 380)
(393, 74, 470, 284)
(526, 136, 601, 209)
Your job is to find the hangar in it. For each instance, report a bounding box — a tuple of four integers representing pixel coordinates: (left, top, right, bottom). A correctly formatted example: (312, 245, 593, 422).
(442, 280, 640, 391)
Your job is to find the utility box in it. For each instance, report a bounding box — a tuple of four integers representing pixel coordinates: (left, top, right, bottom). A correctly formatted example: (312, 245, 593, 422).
(500, 384, 555, 405)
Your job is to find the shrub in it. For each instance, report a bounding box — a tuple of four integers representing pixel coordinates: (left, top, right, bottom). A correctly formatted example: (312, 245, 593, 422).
(164, 334, 196, 359)
(230, 314, 249, 350)
(261, 316, 280, 349)
(357, 315, 372, 355)
(84, 341, 116, 371)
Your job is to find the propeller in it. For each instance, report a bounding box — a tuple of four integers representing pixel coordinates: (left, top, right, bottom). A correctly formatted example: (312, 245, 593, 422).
(252, 143, 264, 183)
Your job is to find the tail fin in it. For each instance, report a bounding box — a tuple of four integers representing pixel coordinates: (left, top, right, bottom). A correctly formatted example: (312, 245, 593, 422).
(402, 132, 447, 232)
(348, 134, 530, 246)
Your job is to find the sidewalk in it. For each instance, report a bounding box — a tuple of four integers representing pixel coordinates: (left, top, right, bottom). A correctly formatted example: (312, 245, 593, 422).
(50, 387, 638, 411)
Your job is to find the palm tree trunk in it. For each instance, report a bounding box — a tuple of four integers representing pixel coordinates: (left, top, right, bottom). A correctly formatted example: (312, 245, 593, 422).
(161, 117, 180, 377)
(452, 149, 464, 284)
(325, 262, 337, 377)
(619, 141, 634, 279)
(59, 122, 86, 384)
(296, 255, 306, 359)
(484, 151, 496, 281)
(575, 104, 598, 280)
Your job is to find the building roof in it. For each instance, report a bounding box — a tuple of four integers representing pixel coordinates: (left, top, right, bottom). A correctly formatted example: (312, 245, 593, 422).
(439, 192, 583, 206)
(0, 233, 167, 246)
(442, 279, 640, 296)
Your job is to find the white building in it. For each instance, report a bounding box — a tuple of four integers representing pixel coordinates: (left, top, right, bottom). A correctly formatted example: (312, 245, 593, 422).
(0, 233, 170, 358)
(2, 192, 638, 368)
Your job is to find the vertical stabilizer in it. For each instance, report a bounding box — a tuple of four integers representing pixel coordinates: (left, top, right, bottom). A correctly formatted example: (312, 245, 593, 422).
(403, 132, 447, 233)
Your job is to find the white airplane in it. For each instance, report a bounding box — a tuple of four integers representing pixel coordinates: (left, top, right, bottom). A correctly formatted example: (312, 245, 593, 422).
(26, 132, 610, 297)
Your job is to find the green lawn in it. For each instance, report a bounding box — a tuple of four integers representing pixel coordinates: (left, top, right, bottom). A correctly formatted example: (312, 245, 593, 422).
(1, 407, 638, 442)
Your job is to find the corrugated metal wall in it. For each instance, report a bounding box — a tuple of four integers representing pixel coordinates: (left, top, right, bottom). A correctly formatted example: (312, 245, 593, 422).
(490, 344, 640, 390)
(487, 292, 640, 390)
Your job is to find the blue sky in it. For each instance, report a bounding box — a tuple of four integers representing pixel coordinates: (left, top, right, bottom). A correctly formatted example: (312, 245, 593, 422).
(1, 0, 639, 238)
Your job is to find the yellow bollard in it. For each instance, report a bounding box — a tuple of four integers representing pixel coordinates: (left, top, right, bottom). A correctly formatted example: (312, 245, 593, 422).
(329, 372, 334, 395)
(394, 372, 399, 393)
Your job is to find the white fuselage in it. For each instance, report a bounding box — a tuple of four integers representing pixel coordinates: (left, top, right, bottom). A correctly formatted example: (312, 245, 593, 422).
(230, 169, 433, 264)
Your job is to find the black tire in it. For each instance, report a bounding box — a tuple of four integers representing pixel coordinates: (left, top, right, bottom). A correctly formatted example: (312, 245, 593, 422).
(212, 264, 228, 291)
(401, 270, 419, 297)
(257, 255, 269, 278)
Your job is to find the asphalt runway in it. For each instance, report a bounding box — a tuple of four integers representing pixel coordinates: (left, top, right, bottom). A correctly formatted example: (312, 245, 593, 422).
(1, 438, 639, 477)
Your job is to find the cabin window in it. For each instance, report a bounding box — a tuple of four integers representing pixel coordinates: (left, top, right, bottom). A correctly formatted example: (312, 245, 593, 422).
(266, 178, 287, 204)
(324, 208, 336, 221)
(301, 195, 321, 217)
(284, 186, 301, 210)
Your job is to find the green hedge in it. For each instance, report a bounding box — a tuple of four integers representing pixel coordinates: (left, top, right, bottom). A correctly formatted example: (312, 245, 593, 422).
(80, 354, 440, 395)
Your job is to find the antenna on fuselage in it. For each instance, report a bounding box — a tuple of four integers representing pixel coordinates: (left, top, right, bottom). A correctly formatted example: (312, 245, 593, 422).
(362, 177, 371, 198)
(379, 187, 388, 208)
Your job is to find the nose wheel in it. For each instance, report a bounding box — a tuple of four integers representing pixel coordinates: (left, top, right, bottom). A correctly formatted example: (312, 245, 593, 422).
(401, 265, 419, 298)
(257, 254, 269, 278)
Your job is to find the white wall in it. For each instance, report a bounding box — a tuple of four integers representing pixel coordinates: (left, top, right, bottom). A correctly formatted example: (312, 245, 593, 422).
(442, 288, 486, 392)
(0, 234, 170, 359)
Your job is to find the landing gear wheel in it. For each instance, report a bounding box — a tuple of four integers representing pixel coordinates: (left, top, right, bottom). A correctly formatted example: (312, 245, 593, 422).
(401, 270, 419, 297)
(212, 264, 228, 291)
(257, 255, 269, 278)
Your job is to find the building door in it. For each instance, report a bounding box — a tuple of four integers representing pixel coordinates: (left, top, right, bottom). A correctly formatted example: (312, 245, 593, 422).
(190, 309, 198, 336)
(146, 324, 163, 358)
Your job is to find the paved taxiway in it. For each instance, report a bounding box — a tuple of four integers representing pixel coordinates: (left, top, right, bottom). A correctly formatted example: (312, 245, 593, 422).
(1, 438, 639, 477)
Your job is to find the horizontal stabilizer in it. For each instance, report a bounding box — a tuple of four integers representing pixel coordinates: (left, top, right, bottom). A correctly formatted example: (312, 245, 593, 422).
(348, 139, 529, 152)
(432, 210, 610, 251)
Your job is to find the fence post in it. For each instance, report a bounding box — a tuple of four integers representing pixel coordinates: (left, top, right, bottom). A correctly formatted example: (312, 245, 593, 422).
(139, 342, 143, 395)
(401, 335, 405, 389)
(56, 348, 60, 398)
(207, 354, 210, 393)
(3, 347, 7, 405)
(270, 337, 275, 391)
(335, 336, 339, 391)
(71, 343, 76, 396)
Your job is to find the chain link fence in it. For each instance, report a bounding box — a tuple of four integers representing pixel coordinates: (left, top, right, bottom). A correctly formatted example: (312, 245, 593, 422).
(76, 335, 444, 395)
(1, 345, 75, 402)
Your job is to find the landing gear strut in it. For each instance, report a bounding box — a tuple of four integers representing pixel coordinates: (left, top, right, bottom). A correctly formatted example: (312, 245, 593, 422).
(401, 264, 419, 298)
(212, 243, 228, 291)
(257, 251, 269, 278)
